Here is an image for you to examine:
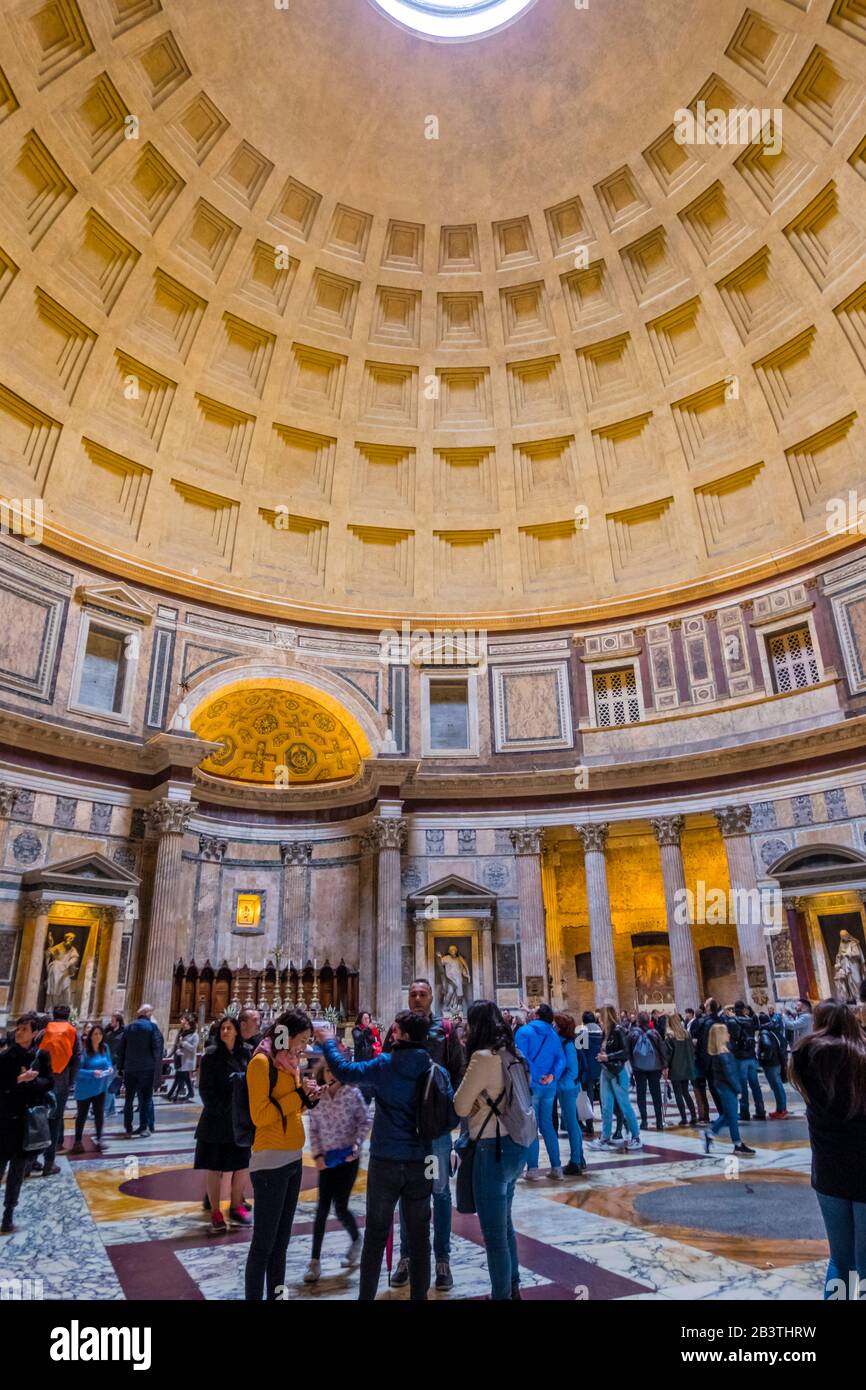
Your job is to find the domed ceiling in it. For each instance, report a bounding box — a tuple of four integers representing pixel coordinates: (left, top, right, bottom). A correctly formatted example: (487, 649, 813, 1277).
(1, 0, 866, 627)
(190, 679, 371, 784)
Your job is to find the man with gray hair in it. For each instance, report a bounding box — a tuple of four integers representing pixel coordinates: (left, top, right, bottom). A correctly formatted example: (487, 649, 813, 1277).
(117, 1005, 163, 1138)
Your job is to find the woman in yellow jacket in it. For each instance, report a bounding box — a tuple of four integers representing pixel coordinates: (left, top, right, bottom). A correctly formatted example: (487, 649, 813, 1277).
(244, 1009, 320, 1300)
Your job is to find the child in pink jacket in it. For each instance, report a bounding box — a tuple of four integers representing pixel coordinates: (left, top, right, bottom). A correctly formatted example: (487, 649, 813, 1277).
(304, 1058, 371, 1282)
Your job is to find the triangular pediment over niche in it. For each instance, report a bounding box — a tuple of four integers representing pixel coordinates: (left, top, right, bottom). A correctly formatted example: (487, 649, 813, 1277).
(75, 582, 153, 623)
(22, 851, 140, 893)
(407, 872, 496, 906)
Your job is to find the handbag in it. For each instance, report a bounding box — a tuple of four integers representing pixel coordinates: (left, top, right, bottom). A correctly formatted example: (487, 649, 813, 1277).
(577, 1088, 594, 1123)
(455, 1089, 504, 1216)
(23, 1095, 55, 1152)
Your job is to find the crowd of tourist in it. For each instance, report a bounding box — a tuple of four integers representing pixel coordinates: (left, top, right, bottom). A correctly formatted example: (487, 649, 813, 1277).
(1, 981, 864, 1300)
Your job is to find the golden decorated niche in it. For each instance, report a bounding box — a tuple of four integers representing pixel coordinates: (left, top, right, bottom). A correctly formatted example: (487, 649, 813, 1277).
(190, 680, 372, 785)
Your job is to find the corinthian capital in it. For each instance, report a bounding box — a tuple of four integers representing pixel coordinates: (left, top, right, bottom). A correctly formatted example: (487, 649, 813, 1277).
(509, 828, 544, 857)
(0, 784, 18, 819)
(199, 835, 228, 862)
(650, 815, 685, 848)
(575, 822, 609, 855)
(145, 798, 197, 837)
(280, 841, 313, 867)
(370, 817, 407, 852)
(714, 805, 752, 838)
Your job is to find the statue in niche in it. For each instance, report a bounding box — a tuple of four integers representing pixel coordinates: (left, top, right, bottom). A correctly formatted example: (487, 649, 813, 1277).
(45, 932, 80, 1010)
(438, 943, 471, 1013)
(833, 930, 865, 1003)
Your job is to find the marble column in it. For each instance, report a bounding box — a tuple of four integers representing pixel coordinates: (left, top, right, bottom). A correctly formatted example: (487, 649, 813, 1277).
(481, 915, 495, 1001)
(371, 816, 407, 1029)
(783, 896, 818, 999)
(575, 823, 619, 1011)
(141, 798, 197, 1035)
(279, 841, 313, 971)
(195, 835, 227, 966)
(541, 844, 565, 1008)
(12, 897, 49, 1013)
(650, 815, 702, 1013)
(0, 784, 18, 871)
(357, 831, 376, 1014)
(509, 828, 547, 1002)
(714, 805, 769, 1008)
(95, 906, 124, 1018)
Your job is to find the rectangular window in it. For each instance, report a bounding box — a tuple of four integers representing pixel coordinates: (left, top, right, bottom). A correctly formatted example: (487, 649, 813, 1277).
(78, 625, 128, 714)
(428, 678, 470, 750)
(767, 625, 820, 694)
(593, 666, 641, 726)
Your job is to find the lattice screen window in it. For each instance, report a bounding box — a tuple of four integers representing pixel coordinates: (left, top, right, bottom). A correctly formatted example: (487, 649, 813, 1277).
(592, 667, 641, 726)
(767, 625, 820, 694)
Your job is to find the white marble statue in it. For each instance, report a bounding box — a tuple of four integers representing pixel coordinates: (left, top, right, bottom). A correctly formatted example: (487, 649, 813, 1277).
(45, 932, 80, 1010)
(833, 929, 865, 1004)
(439, 944, 471, 1013)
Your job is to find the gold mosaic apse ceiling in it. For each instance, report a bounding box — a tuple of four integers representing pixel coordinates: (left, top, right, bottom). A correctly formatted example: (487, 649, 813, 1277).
(190, 680, 371, 784)
(2, 0, 866, 626)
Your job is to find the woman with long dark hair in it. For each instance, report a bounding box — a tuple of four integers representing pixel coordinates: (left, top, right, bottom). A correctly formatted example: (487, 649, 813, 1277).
(102, 1012, 124, 1118)
(591, 1006, 641, 1151)
(72, 1022, 113, 1152)
(791, 1000, 866, 1299)
(453, 999, 534, 1300)
(244, 1008, 320, 1300)
(352, 1010, 375, 1103)
(194, 1016, 252, 1236)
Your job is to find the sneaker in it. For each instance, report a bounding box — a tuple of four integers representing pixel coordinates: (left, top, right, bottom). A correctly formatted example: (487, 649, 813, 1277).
(549, 1166, 565, 1181)
(625, 1137, 643, 1151)
(523, 1167, 545, 1181)
(71, 1141, 84, 1154)
(207, 1211, 228, 1237)
(703, 1130, 714, 1155)
(240, 1198, 252, 1213)
(42, 1164, 61, 1176)
(341, 1236, 363, 1267)
(390, 1257, 410, 1288)
(768, 1110, 790, 1120)
(734, 1143, 756, 1155)
(435, 1261, 454, 1292)
(229, 1205, 252, 1227)
(586, 1138, 608, 1150)
(601, 1138, 626, 1151)
(303, 1259, 321, 1284)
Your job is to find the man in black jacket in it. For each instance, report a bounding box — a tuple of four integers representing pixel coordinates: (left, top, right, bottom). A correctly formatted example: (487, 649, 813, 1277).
(385, 977, 464, 1293)
(692, 998, 727, 1122)
(118, 1005, 164, 1137)
(727, 1001, 766, 1122)
(0, 1012, 54, 1230)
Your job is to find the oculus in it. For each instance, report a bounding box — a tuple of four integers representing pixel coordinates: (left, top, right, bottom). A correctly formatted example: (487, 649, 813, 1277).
(368, 0, 535, 41)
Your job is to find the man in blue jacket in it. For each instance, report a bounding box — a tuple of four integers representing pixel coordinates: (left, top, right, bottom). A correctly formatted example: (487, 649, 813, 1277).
(117, 1005, 163, 1138)
(515, 1003, 566, 1180)
(314, 1010, 452, 1302)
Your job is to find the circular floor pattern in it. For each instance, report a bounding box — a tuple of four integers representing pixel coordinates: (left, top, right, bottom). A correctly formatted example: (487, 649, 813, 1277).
(634, 1180, 826, 1242)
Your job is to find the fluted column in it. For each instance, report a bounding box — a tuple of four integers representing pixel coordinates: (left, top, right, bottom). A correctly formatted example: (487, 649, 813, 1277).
(371, 816, 407, 1029)
(509, 828, 547, 1002)
(141, 798, 197, 1035)
(650, 815, 702, 1013)
(12, 897, 49, 1013)
(357, 831, 376, 1013)
(575, 823, 619, 1011)
(414, 914, 428, 981)
(279, 841, 313, 971)
(481, 915, 495, 1001)
(541, 845, 565, 1008)
(95, 905, 125, 1018)
(714, 805, 768, 1007)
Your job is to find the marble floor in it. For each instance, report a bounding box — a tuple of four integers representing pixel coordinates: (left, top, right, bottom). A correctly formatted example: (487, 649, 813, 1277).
(0, 1086, 828, 1301)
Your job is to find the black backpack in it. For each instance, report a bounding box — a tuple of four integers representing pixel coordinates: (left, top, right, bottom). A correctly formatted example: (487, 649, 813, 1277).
(231, 1056, 285, 1147)
(416, 1060, 458, 1145)
(757, 1027, 780, 1068)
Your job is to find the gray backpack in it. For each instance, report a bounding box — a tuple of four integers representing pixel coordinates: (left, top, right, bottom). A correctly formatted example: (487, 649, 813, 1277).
(480, 1049, 537, 1149)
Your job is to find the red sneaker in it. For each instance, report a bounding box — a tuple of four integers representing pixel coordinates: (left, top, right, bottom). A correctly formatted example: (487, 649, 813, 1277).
(768, 1111, 791, 1119)
(207, 1211, 228, 1237)
(229, 1205, 252, 1227)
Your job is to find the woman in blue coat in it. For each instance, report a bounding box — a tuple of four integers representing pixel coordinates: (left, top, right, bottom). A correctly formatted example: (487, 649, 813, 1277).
(554, 1013, 586, 1175)
(73, 1022, 114, 1152)
(703, 1023, 755, 1157)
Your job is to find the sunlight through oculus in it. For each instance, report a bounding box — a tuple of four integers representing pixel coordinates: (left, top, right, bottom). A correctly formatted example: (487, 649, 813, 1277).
(369, 0, 536, 41)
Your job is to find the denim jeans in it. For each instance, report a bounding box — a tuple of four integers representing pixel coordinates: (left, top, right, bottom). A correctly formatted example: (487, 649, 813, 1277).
(709, 1082, 742, 1145)
(473, 1135, 529, 1299)
(362, 1157, 431, 1301)
(556, 1085, 584, 1166)
(245, 1159, 302, 1300)
(526, 1081, 561, 1170)
(399, 1129, 451, 1262)
(600, 1067, 640, 1140)
(736, 1057, 766, 1119)
(816, 1192, 866, 1300)
(762, 1064, 787, 1113)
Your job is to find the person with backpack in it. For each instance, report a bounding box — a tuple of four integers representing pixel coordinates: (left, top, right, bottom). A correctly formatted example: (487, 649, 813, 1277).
(589, 1006, 642, 1151)
(575, 1011, 603, 1134)
(0, 1012, 54, 1232)
(515, 1003, 566, 1180)
(383, 977, 464, 1292)
(243, 1008, 319, 1299)
(38, 1005, 81, 1173)
(453, 999, 536, 1299)
(168, 1014, 198, 1102)
(553, 1012, 586, 1174)
(757, 1011, 790, 1118)
(702, 1024, 756, 1156)
(665, 1011, 698, 1126)
(314, 1009, 454, 1302)
(727, 1001, 766, 1122)
(195, 1016, 252, 1236)
(303, 1056, 371, 1283)
(691, 998, 726, 1123)
(627, 1013, 668, 1131)
(117, 1005, 163, 1138)
(72, 1022, 113, 1152)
